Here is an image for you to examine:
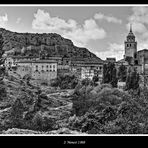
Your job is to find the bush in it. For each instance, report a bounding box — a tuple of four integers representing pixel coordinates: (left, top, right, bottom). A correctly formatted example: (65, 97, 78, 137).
(51, 74, 78, 89)
(81, 78, 93, 86)
(70, 95, 148, 134)
(31, 111, 56, 131)
(102, 62, 118, 87)
(71, 83, 131, 116)
(126, 67, 140, 91)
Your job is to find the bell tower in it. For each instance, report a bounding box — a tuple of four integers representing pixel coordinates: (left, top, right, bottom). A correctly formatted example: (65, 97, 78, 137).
(124, 23, 137, 60)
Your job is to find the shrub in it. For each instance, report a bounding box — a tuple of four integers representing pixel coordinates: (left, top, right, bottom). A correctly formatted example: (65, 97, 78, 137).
(81, 78, 93, 86)
(102, 62, 118, 87)
(71, 83, 131, 116)
(51, 74, 78, 89)
(126, 67, 140, 91)
(31, 111, 56, 131)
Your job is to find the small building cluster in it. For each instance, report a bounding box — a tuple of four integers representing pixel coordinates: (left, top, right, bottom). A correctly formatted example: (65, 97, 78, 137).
(106, 24, 148, 79)
(5, 54, 103, 83)
(4, 24, 148, 84)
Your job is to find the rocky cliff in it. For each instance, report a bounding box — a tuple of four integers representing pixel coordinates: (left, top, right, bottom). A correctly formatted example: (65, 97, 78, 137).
(0, 28, 103, 62)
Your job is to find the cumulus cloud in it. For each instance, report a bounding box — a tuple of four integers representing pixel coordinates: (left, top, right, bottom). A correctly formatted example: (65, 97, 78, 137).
(94, 12, 122, 24)
(32, 9, 106, 47)
(0, 13, 8, 28)
(95, 43, 124, 61)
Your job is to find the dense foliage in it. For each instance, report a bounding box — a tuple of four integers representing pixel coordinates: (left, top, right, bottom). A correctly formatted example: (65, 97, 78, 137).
(0, 34, 7, 100)
(118, 64, 127, 82)
(102, 62, 118, 87)
(70, 82, 148, 134)
(51, 74, 79, 89)
(125, 67, 140, 91)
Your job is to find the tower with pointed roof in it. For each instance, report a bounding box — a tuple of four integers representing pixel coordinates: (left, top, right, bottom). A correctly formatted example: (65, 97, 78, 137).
(124, 23, 137, 61)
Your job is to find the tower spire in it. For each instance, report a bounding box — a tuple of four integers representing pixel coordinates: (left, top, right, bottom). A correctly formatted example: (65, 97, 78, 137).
(130, 23, 132, 32)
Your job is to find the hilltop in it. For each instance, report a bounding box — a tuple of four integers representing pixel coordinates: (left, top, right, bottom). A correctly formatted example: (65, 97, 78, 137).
(0, 28, 103, 62)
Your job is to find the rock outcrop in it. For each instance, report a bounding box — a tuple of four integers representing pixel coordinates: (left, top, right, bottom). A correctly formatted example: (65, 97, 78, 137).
(0, 28, 103, 62)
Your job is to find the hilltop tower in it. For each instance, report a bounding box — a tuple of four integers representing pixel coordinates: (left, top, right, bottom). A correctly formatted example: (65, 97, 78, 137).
(124, 24, 137, 64)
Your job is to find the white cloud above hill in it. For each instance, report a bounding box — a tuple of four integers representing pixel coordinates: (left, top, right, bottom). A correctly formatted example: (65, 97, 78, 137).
(32, 9, 106, 47)
(0, 13, 8, 28)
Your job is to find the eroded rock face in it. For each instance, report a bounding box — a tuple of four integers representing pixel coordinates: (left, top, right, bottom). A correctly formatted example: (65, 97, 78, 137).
(0, 28, 102, 61)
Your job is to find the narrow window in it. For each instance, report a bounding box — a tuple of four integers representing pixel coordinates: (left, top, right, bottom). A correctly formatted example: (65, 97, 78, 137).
(46, 65, 48, 71)
(49, 65, 52, 71)
(36, 65, 38, 71)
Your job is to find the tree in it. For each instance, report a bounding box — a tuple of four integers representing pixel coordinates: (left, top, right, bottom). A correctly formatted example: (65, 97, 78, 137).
(118, 64, 127, 82)
(102, 62, 118, 87)
(125, 67, 140, 90)
(92, 75, 99, 86)
(0, 33, 7, 100)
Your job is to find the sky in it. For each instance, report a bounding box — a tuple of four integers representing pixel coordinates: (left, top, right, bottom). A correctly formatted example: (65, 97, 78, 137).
(1, 5, 148, 60)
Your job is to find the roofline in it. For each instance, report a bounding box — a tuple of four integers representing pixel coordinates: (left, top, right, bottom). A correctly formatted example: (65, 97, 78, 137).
(17, 60, 58, 63)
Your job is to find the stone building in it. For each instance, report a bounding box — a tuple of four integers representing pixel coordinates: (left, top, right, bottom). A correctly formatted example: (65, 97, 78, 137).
(13, 59, 57, 82)
(124, 24, 138, 64)
(137, 49, 148, 75)
(115, 24, 148, 79)
(4, 55, 39, 69)
(70, 58, 103, 80)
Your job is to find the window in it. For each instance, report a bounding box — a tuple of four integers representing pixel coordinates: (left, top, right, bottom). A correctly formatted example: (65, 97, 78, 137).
(53, 65, 56, 71)
(35, 65, 38, 71)
(49, 65, 52, 71)
(46, 65, 48, 72)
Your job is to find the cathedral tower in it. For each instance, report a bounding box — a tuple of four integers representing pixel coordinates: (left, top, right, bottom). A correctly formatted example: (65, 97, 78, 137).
(124, 24, 137, 60)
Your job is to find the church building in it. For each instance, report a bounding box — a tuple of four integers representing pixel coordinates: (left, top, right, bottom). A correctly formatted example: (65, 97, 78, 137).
(116, 24, 143, 74)
(124, 24, 138, 65)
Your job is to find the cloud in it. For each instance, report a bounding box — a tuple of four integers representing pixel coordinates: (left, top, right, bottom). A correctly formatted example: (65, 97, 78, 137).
(127, 6, 148, 50)
(32, 9, 106, 47)
(94, 12, 122, 24)
(126, 22, 147, 34)
(95, 43, 124, 61)
(16, 17, 21, 24)
(0, 13, 8, 28)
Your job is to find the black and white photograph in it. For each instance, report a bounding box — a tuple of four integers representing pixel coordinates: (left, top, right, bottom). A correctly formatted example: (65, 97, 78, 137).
(0, 4, 148, 141)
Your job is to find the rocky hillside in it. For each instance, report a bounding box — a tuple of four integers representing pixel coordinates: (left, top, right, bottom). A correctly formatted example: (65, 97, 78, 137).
(0, 28, 103, 62)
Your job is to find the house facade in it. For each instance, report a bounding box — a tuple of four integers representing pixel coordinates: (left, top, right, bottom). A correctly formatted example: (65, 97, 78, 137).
(8, 59, 58, 82)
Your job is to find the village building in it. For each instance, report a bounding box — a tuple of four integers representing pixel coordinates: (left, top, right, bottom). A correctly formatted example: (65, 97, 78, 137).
(105, 58, 116, 63)
(6, 57, 58, 82)
(115, 24, 145, 75)
(70, 58, 103, 80)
